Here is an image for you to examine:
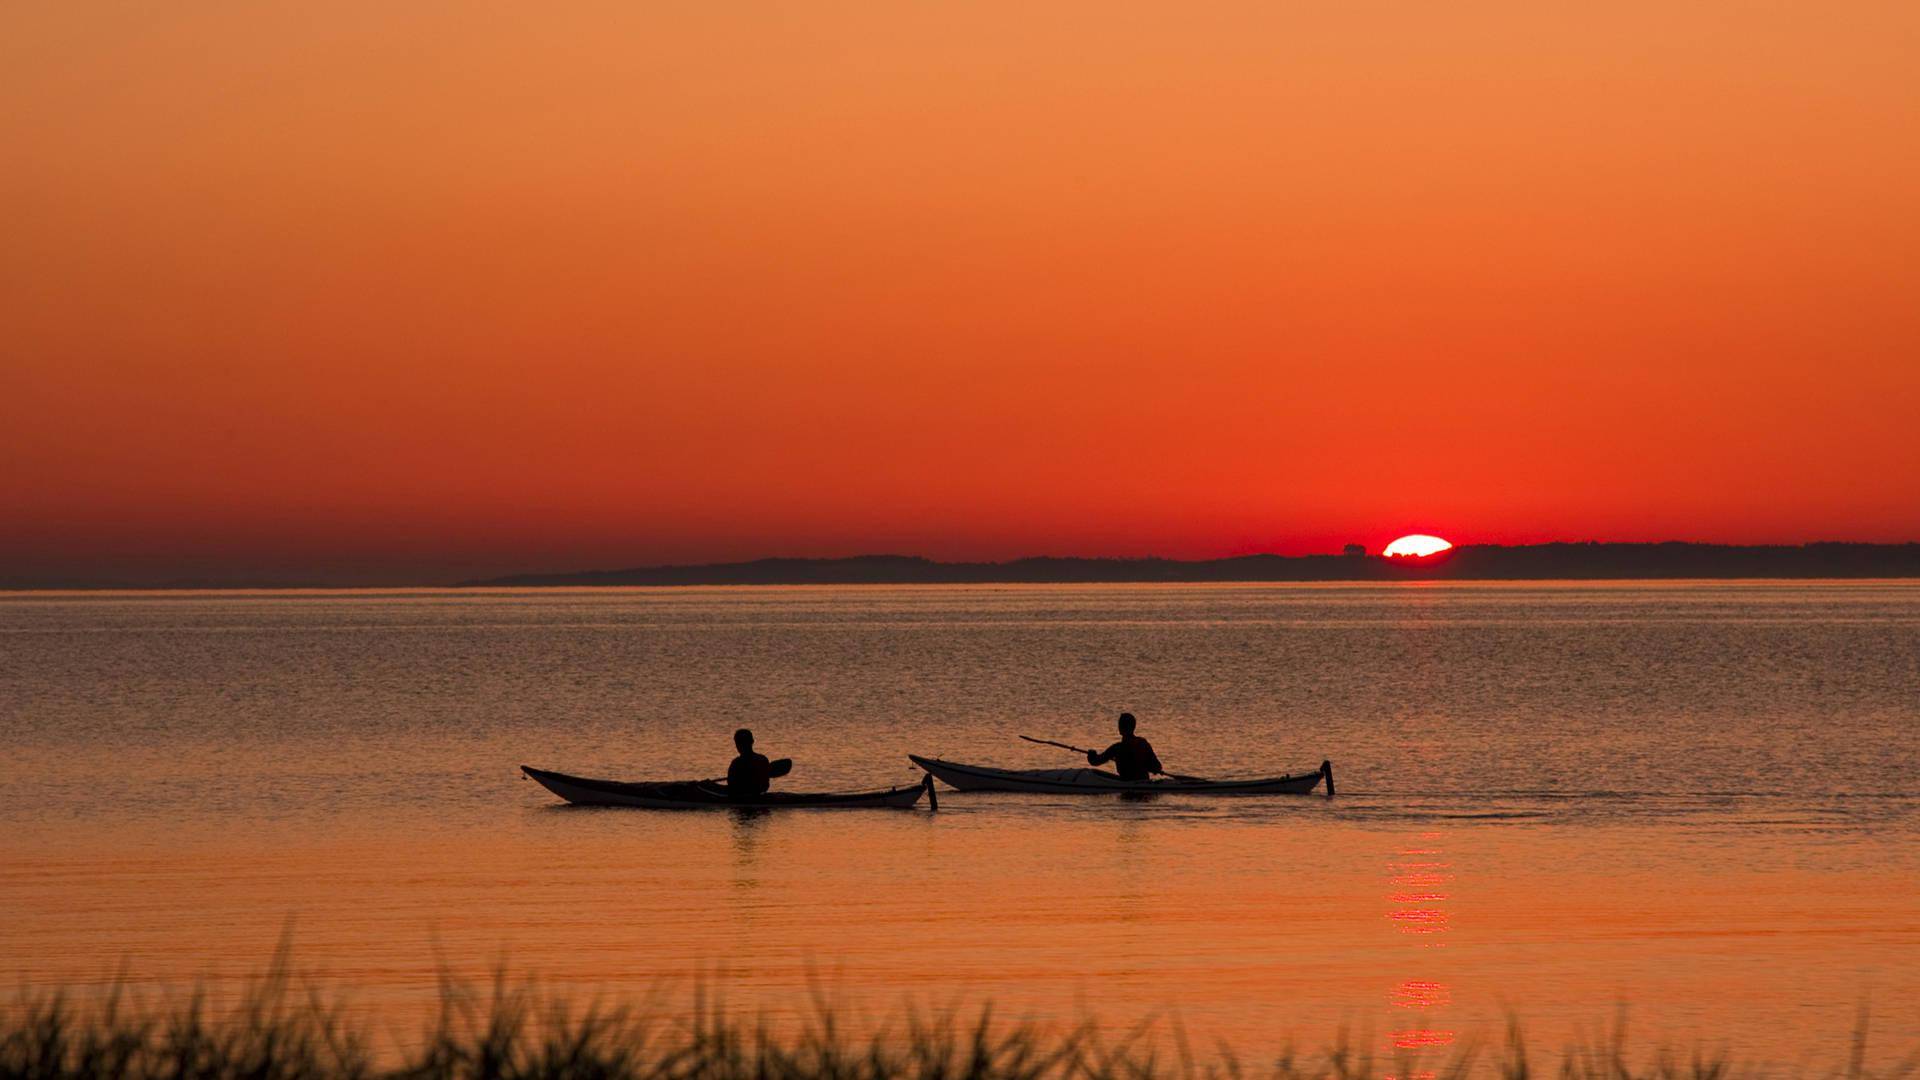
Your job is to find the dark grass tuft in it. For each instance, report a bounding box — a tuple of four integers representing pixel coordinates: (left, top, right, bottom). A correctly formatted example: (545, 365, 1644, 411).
(3, 970, 1914, 1080)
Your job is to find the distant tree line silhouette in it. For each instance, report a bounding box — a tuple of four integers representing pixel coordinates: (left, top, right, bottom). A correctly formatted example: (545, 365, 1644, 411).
(467, 542, 1920, 587)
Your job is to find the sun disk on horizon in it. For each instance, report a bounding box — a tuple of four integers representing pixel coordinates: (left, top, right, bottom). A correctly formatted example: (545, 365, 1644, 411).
(1383, 534, 1454, 558)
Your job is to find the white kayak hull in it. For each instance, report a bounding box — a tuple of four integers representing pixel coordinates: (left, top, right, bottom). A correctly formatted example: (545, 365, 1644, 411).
(908, 755, 1330, 796)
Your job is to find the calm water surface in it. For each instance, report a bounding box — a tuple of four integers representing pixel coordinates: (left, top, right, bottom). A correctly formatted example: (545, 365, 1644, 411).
(3, 583, 1916, 1065)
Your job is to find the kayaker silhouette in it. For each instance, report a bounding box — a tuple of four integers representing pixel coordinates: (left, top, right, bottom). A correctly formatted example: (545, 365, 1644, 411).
(725, 728, 792, 800)
(1085, 712, 1164, 781)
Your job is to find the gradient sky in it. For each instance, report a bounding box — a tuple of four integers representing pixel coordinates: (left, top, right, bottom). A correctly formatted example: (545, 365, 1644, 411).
(4, 2, 1917, 584)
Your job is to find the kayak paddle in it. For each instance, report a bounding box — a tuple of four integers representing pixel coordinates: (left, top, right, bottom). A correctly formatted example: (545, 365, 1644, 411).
(1020, 735, 1094, 754)
(702, 757, 793, 785)
(1019, 734, 1212, 784)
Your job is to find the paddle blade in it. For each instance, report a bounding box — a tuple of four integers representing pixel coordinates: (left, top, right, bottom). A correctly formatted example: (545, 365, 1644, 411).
(769, 758, 793, 778)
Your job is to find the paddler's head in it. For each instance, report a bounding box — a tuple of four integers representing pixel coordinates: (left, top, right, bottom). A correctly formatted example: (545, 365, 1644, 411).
(1117, 712, 1136, 736)
(734, 728, 754, 753)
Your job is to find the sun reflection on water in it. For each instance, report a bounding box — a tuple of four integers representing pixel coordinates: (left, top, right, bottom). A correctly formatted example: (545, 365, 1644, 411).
(1387, 833, 1455, 1055)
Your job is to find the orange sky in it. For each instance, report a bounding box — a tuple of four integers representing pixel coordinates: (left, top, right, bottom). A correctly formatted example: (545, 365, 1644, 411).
(4, 2, 1917, 584)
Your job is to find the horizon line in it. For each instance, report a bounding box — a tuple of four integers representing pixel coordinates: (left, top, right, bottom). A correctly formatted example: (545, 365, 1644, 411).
(6, 539, 1920, 592)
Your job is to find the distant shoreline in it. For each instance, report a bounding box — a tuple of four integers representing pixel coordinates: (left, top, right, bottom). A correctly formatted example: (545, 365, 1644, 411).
(465, 542, 1920, 587)
(7, 543, 1919, 591)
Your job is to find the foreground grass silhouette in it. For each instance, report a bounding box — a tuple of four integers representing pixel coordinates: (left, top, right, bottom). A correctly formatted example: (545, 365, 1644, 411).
(3, 966, 1914, 1080)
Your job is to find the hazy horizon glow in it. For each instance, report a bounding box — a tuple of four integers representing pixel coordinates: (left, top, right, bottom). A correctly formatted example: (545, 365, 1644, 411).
(4, 2, 1918, 584)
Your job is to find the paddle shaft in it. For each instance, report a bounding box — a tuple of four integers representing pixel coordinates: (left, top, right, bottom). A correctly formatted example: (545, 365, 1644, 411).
(706, 757, 792, 785)
(1020, 734, 1211, 784)
(1020, 735, 1094, 755)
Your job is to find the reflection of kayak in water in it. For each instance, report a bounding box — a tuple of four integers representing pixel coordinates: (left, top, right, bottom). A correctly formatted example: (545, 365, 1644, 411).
(520, 765, 935, 810)
(908, 755, 1332, 796)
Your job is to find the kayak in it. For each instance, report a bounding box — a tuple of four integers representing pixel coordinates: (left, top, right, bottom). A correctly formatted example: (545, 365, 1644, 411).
(522, 765, 935, 810)
(908, 755, 1332, 796)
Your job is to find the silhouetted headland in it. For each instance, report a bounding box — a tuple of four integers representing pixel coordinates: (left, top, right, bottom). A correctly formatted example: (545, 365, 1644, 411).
(466, 542, 1920, 587)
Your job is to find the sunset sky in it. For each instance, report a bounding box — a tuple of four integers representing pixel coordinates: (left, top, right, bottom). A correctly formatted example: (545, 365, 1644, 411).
(5, 2, 1917, 584)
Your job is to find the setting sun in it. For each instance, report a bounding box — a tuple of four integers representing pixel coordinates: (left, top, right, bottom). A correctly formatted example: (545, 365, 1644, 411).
(1383, 535, 1455, 558)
